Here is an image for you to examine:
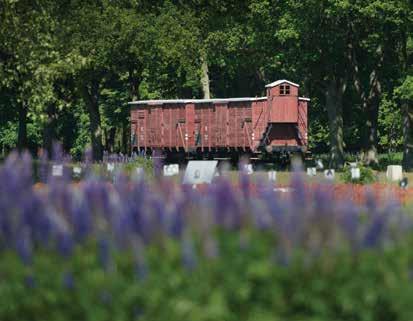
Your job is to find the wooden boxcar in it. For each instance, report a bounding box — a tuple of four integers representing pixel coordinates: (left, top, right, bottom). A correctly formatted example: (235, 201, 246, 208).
(129, 80, 309, 160)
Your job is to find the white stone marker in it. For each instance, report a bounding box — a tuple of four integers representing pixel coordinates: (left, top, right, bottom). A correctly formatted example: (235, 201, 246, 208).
(351, 167, 361, 180)
(107, 163, 115, 172)
(163, 164, 179, 176)
(243, 164, 254, 175)
(183, 160, 218, 185)
(307, 167, 317, 176)
(324, 169, 335, 180)
(135, 167, 144, 178)
(268, 170, 277, 182)
(273, 187, 293, 193)
(400, 177, 408, 189)
(349, 162, 358, 168)
(73, 166, 82, 176)
(316, 159, 324, 170)
(386, 165, 403, 181)
(52, 164, 63, 177)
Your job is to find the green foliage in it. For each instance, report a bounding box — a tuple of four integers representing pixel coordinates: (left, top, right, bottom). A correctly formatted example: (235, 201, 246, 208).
(70, 111, 91, 161)
(378, 94, 403, 151)
(0, 0, 412, 159)
(0, 121, 17, 151)
(341, 165, 377, 185)
(1, 234, 413, 321)
(122, 157, 154, 177)
(396, 76, 413, 101)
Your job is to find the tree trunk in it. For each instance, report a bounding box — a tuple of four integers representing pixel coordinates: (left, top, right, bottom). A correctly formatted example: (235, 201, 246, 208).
(82, 82, 103, 161)
(362, 96, 380, 165)
(106, 127, 116, 153)
(128, 68, 142, 154)
(200, 52, 210, 99)
(43, 103, 57, 157)
(361, 67, 382, 166)
(326, 79, 345, 169)
(348, 37, 383, 166)
(402, 100, 413, 170)
(17, 101, 28, 152)
(122, 122, 128, 154)
(128, 68, 140, 101)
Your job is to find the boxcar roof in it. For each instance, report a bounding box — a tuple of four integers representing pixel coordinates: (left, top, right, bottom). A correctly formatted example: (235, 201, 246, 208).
(129, 97, 267, 105)
(265, 79, 300, 88)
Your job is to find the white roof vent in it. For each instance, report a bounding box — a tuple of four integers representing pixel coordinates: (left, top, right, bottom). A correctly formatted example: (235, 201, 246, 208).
(265, 79, 300, 88)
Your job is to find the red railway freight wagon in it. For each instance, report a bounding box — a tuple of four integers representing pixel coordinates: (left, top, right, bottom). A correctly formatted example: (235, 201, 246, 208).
(129, 80, 309, 161)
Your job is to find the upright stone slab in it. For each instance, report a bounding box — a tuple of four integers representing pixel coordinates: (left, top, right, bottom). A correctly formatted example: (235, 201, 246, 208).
(386, 165, 403, 181)
(324, 169, 335, 180)
(316, 159, 324, 170)
(73, 166, 82, 178)
(268, 170, 277, 182)
(73, 166, 82, 175)
(134, 167, 144, 180)
(183, 160, 218, 185)
(163, 164, 179, 177)
(307, 167, 317, 177)
(242, 164, 254, 175)
(52, 164, 63, 177)
(107, 163, 115, 172)
(351, 168, 361, 180)
(349, 162, 358, 168)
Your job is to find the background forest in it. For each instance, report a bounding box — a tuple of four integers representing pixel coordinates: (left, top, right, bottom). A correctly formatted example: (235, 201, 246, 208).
(0, 0, 412, 168)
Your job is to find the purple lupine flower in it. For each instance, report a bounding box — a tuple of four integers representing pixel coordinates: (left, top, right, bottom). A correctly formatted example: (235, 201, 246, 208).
(100, 290, 112, 305)
(239, 232, 250, 251)
(362, 212, 388, 249)
(0, 203, 13, 247)
(20, 151, 33, 187)
(133, 306, 144, 319)
(251, 199, 272, 231)
(203, 235, 219, 259)
(36, 214, 53, 246)
(98, 238, 111, 272)
(150, 197, 167, 236)
(71, 199, 92, 242)
(168, 200, 185, 238)
(134, 261, 148, 281)
(337, 201, 360, 250)
(52, 142, 64, 162)
(83, 147, 93, 176)
(57, 232, 74, 259)
(181, 235, 197, 271)
(21, 195, 52, 246)
(38, 150, 49, 183)
(211, 178, 240, 229)
(152, 149, 163, 179)
(63, 271, 75, 290)
(290, 171, 306, 206)
(364, 189, 377, 217)
(272, 247, 290, 267)
(130, 236, 148, 280)
(16, 227, 33, 266)
(24, 274, 36, 289)
(239, 171, 250, 200)
(83, 178, 113, 222)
